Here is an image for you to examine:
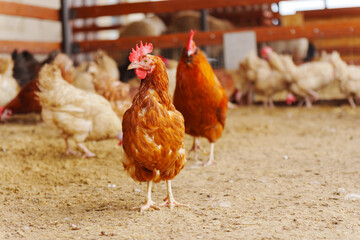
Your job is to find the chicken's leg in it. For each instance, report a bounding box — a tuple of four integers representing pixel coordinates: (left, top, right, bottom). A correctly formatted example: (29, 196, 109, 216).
(77, 143, 96, 158)
(348, 96, 356, 108)
(189, 137, 208, 164)
(204, 143, 215, 167)
(65, 139, 79, 156)
(161, 180, 187, 209)
(137, 181, 159, 212)
(305, 96, 312, 108)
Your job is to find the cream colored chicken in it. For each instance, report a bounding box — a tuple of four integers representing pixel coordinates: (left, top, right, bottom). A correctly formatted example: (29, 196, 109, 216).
(320, 51, 360, 108)
(239, 51, 288, 107)
(86, 62, 132, 117)
(0, 56, 20, 106)
(72, 50, 120, 92)
(37, 64, 122, 158)
(93, 49, 120, 80)
(263, 48, 334, 108)
(72, 62, 96, 92)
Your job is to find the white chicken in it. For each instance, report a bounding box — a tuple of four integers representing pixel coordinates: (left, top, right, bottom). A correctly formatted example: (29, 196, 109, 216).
(36, 64, 122, 158)
(239, 51, 288, 107)
(0, 56, 20, 106)
(72, 50, 120, 92)
(93, 49, 120, 80)
(320, 51, 360, 108)
(263, 47, 335, 108)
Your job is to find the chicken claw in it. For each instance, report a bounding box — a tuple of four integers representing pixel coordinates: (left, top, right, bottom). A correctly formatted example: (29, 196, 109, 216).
(160, 180, 188, 209)
(66, 148, 80, 156)
(189, 137, 208, 162)
(135, 181, 160, 212)
(65, 139, 80, 156)
(78, 143, 96, 158)
(136, 200, 160, 212)
(203, 143, 216, 167)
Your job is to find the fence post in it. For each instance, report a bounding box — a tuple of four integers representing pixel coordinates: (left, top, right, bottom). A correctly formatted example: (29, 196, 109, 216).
(60, 0, 72, 55)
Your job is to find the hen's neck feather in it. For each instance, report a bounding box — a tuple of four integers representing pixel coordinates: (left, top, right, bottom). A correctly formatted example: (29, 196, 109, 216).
(140, 58, 171, 106)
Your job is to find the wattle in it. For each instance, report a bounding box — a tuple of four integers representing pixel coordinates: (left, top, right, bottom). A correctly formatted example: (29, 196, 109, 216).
(135, 69, 147, 79)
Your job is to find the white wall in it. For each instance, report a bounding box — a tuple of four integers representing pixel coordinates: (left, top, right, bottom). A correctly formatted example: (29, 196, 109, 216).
(0, 0, 61, 42)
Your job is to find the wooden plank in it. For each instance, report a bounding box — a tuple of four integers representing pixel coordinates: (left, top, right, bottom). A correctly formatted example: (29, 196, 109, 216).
(0, 41, 61, 54)
(76, 21, 360, 52)
(73, 24, 123, 34)
(0, 2, 59, 21)
(302, 7, 360, 20)
(313, 37, 360, 48)
(317, 45, 360, 56)
(72, 0, 286, 19)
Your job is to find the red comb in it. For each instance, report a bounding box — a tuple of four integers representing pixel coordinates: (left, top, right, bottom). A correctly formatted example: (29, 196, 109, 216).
(129, 41, 153, 63)
(186, 29, 196, 51)
(0, 106, 4, 115)
(286, 93, 296, 105)
(261, 46, 273, 57)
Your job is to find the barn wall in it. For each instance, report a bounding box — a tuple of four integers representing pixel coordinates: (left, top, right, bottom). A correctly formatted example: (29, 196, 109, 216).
(0, 0, 61, 42)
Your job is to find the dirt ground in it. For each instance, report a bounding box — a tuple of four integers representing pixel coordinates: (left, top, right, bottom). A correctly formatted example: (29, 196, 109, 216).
(1, 105, 360, 239)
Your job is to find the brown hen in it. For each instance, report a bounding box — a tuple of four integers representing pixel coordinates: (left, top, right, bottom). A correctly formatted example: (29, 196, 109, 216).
(173, 30, 228, 166)
(122, 42, 186, 211)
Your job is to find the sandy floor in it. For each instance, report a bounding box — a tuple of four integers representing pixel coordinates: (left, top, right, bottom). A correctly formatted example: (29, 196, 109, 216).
(1, 106, 360, 239)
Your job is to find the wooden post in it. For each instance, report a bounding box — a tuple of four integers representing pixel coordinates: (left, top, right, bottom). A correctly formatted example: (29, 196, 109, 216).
(61, 0, 72, 55)
(200, 9, 209, 55)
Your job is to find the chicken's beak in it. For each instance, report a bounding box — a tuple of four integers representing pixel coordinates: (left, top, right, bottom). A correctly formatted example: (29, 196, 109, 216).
(127, 62, 141, 70)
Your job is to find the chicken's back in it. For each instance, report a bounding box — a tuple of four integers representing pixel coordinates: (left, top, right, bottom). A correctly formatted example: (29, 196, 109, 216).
(37, 64, 122, 141)
(4, 79, 41, 114)
(174, 50, 228, 143)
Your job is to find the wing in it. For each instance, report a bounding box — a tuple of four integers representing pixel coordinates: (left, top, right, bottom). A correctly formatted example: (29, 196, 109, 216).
(122, 89, 185, 182)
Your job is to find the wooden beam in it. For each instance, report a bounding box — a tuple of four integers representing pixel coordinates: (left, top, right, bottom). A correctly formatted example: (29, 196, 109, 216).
(0, 2, 59, 21)
(0, 41, 61, 54)
(71, 0, 286, 19)
(75, 21, 360, 52)
(317, 46, 360, 56)
(302, 7, 360, 20)
(73, 24, 123, 34)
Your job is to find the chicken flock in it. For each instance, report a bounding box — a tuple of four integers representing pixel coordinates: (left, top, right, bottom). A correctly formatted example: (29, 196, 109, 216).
(240, 46, 360, 108)
(0, 29, 358, 211)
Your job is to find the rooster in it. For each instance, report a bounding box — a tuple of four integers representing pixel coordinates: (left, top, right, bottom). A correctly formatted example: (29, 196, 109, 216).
(1, 53, 73, 121)
(36, 64, 122, 158)
(122, 42, 186, 211)
(173, 30, 228, 166)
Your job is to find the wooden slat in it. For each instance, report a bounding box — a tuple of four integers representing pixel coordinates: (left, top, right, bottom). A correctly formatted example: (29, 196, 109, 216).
(313, 37, 360, 48)
(73, 24, 123, 34)
(302, 7, 360, 20)
(0, 41, 61, 54)
(316, 46, 360, 56)
(0, 2, 59, 21)
(76, 21, 360, 52)
(72, 0, 286, 19)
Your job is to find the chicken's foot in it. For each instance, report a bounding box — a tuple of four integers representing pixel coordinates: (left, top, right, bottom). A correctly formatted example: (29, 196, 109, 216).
(305, 96, 312, 108)
(348, 96, 356, 108)
(268, 97, 274, 108)
(189, 137, 208, 164)
(78, 143, 96, 158)
(135, 181, 159, 212)
(65, 139, 80, 156)
(160, 180, 188, 209)
(204, 143, 216, 167)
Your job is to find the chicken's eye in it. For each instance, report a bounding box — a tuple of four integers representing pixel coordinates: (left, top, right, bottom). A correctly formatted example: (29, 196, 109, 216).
(144, 59, 148, 63)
